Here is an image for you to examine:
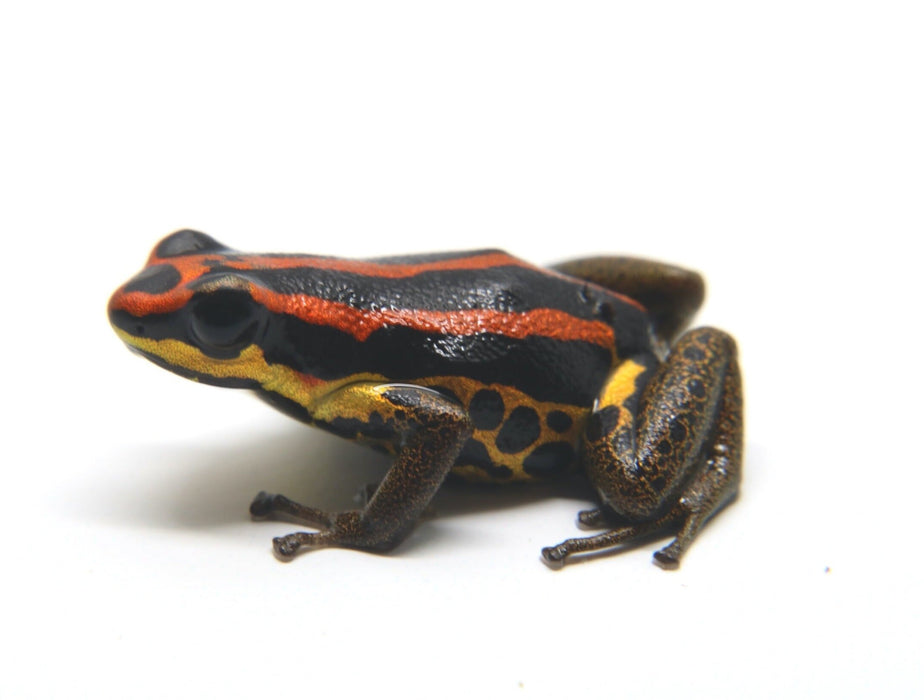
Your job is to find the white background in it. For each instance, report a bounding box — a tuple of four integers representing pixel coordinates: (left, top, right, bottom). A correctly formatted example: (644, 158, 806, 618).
(2, 2, 921, 697)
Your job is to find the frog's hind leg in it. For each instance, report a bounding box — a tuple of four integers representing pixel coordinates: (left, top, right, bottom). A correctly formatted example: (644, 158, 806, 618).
(250, 383, 472, 559)
(543, 327, 743, 569)
(552, 256, 704, 343)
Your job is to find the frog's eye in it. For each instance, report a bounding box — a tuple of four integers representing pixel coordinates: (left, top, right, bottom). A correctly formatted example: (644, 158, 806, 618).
(189, 289, 263, 357)
(155, 229, 229, 259)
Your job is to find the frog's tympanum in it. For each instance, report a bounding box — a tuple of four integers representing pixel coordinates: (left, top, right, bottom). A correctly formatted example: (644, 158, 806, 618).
(109, 230, 743, 568)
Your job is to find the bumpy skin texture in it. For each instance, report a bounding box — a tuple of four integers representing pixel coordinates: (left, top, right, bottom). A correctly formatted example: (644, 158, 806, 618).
(109, 230, 743, 567)
(542, 327, 743, 568)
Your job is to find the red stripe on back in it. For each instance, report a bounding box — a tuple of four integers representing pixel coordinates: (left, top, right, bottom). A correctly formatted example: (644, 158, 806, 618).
(149, 250, 531, 278)
(249, 286, 615, 346)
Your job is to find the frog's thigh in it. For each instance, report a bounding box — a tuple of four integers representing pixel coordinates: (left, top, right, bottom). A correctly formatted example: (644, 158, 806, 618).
(262, 383, 473, 557)
(552, 256, 704, 342)
(559, 328, 742, 567)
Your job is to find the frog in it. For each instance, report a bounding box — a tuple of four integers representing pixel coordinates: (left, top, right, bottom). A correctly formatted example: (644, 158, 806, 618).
(108, 229, 743, 568)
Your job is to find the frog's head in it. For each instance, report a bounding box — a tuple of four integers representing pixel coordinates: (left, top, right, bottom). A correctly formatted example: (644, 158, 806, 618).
(108, 229, 272, 388)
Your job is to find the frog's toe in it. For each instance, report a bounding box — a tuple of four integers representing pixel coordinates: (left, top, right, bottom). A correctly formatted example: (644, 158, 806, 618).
(653, 539, 685, 569)
(541, 545, 567, 569)
(653, 549, 681, 570)
(272, 535, 299, 559)
(577, 508, 608, 529)
(272, 533, 313, 559)
(249, 491, 275, 519)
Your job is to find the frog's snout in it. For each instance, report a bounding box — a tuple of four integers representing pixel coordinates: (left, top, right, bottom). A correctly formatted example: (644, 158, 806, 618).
(108, 260, 189, 335)
(107, 285, 142, 338)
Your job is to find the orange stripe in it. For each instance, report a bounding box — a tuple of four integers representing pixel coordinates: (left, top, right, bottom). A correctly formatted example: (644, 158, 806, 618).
(149, 250, 530, 278)
(109, 257, 207, 316)
(110, 252, 532, 317)
(249, 286, 615, 346)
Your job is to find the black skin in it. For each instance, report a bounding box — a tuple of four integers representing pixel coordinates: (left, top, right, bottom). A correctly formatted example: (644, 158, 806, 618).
(250, 257, 743, 568)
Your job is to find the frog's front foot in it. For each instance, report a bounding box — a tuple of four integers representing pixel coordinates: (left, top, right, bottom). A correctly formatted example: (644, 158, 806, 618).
(249, 491, 333, 529)
(252, 492, 407, 559)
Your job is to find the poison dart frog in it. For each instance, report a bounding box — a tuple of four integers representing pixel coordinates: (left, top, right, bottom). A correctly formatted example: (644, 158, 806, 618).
(109, 230, 743, 568)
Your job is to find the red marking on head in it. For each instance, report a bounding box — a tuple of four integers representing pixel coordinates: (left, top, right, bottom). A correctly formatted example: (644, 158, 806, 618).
(108, 256, 211, 317)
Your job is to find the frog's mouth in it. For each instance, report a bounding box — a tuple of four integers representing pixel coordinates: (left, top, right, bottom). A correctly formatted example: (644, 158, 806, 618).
(113, 326, 264, 388)
(113, 327, 347, 413)
(116, 328, 262, 389)
(122, 341, 255, 389)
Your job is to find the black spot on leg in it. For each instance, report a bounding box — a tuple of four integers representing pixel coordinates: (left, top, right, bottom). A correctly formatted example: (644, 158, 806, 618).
(670, 420, 687, 443)
(683, 345, 706, 361)
(495, 406, 541, 454)
(469, 389, 505, 430)
(688, 378, 706, 399)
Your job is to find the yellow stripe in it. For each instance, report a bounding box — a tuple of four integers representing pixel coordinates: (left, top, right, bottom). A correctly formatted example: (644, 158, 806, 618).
(114, 329, 383, 411)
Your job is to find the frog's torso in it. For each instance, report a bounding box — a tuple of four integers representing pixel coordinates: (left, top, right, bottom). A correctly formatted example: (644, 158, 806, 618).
(109, 230, 654, 482)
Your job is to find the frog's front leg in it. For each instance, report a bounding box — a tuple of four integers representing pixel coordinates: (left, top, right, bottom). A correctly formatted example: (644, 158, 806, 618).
(250, 383, 472, 558)
(543, 327, 743, 569)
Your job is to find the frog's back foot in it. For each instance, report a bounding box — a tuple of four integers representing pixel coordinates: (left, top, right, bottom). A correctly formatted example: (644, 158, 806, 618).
(552, 256, 705, 343)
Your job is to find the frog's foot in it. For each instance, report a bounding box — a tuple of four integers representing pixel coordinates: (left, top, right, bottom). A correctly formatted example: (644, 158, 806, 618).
(571, 328, 744, 569)
(251, 493, 411, 559)
(249, 491, 333, 530)
(270, 511, 404, 560)
(273, 532, 315, 559)
(541, 513, 679, 569)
